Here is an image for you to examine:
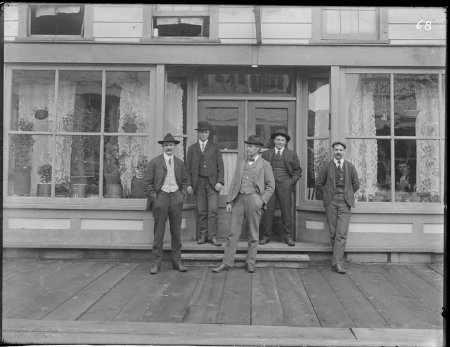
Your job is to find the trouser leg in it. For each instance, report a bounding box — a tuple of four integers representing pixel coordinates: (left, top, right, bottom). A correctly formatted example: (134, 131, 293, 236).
(333, 200, 351, 265)
(223, 195, 244, 267)
(261, 191, 277, 239)
(278, 179, 294, 240)
(246, 194, 262, 265)
(205, 182, 219, 239)
(325, 200, 338, 266)
(152, 191, 169, 266)
(168, 191, 184, 265)
(195, 178, 208, 239)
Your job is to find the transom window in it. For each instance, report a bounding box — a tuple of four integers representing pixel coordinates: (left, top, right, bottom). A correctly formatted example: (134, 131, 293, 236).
(29, 4, 85, 36)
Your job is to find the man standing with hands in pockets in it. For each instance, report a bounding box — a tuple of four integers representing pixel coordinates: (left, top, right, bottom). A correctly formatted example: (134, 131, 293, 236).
(211, 135, 275, 274)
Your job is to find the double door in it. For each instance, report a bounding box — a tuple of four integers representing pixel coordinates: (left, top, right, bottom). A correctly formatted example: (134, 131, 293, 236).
(198, 100, 296, 239)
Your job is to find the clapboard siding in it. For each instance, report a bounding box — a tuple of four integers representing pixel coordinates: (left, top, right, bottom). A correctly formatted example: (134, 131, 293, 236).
(388, 24, 446, 40)
(389, 7, 446, 24)
(4, 4, 19, 20)
(4, 3, 19, 40)
(93, 23, 143, 38)
(262, 23, 312, 39)
(4, 21, 19, 38)
(92, 5, 143, 22)
(219, 23, 255, 39)
(262, 6, 311, 23)
(219, 6, 255, 22)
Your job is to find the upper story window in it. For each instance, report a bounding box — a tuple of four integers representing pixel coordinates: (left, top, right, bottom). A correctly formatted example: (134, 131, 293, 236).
(29, 4, 85, 36)
(312, 7, 388, 42)
(152, 5, 210, 38)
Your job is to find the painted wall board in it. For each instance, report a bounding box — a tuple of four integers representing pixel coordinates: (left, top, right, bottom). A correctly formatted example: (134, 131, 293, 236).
(389, 24, 446, 40)
(93, 5, 143, 22)
(4, 4, 19, 20)
(8, 218, 70, 230)
(349, 223, 412, 233)
(263, 39, 311, 44)
(4, 22, 19, 37)
(262, 6, 311, 23)
(93, 23, 143, 38)
(389, 39, 446, 45)
(388, 7, 446, 24)
(219, 23, 255, 39)
(262, 23, 312, 39)
(219, 6, 254, 22)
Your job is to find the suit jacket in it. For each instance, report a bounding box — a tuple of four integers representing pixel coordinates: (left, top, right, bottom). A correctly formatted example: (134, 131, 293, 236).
(226, 156, 275, 206)
(186, 141, 224, 191)
(261, 147, 302, 188)
(316, 160, 360, 208)
(144, 154, 188, 211)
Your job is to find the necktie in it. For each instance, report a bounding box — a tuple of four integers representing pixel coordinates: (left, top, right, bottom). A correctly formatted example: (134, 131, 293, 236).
(337, 160, 341, 169)
(201, 143, 205, 152)
(276, 150, 281, 157)
(248, 157, 255, 163)
(168, 158, 172, 165)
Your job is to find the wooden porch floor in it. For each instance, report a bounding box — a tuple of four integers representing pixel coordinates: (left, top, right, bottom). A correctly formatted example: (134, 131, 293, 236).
(2, 259, 444, 346)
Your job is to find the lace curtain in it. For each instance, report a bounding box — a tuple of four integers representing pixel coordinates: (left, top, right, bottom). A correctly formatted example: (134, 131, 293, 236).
(415, 82, 440, 194)
(118, 81, 151, 197)
(347, 78, 379, 200)
(165, 82, 184, 159)
(18, 83, 55, 191)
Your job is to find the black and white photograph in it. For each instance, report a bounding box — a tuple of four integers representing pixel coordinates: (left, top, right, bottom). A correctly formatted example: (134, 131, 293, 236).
(2, 3, 446, 346)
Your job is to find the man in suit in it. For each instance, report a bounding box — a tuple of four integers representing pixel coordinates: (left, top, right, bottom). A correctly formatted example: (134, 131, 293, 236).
(260, 130, 302, 246)
(212, 135, 275, 274)
(186, 121, 225, 246)
(144, 133, 188, 275)
(316, 141, 360, 274)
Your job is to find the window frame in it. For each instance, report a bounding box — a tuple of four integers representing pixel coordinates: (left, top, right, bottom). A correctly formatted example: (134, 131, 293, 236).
(341, 67, 445, 210)
(142, 5, 219, 42)
(311, 7, 389, 43)
(4, 65, 158, 208)
(17, 3, 93, 40)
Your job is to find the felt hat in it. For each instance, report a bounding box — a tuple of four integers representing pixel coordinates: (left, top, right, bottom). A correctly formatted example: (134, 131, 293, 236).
(158, 133, 180, 144)
(244, 135, 264, 146)
(271, 130, 291, 143)
(195, 120, 213, 131)
(332, 141, 346, 149)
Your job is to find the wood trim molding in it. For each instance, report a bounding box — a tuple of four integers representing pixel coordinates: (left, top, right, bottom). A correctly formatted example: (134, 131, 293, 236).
(311, 7, 322, 42)
(83, 4, 93, 39)
(379, 7, 389, 41)
(17, 4, 28, 37)
(209, 5, 219, 40)
(253, 5, 262, 45)
(142, 4, 153, 40)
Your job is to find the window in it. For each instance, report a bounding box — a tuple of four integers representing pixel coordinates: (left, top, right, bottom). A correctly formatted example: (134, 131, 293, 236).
(345, 72, 444, 203)
(152, 5, 210, 38)
(29, 4, 85, 36)
(8, 69, 152, 199)
(312, 7, 387, 42)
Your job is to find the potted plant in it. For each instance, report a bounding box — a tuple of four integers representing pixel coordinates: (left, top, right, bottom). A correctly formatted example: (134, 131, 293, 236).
(86, 183, 99, 198)
(36, 163, 52, 197)
(11, 118, 35, 196)
(122, 113, 138, 133)
(131, 154, 148, 198)
(104, 141, 124, 198)
(55, 176, 72, 197)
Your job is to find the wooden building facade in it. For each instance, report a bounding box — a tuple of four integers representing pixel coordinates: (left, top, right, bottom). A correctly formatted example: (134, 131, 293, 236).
(3, 4, 446, 260)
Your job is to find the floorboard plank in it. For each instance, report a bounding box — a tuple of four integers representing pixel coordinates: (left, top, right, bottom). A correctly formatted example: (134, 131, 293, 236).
(42, 263, 138, 320)
(275, 269, 320, 327)
(300, 267, 354, 328)
(321, 265, 389, 328)
(348, 264, 441, 329)
(78, 262, 152, 321)
(408, 264, 444, 292)
(216, 269, 252, 325)
(428, 263, 444, 275)
(142, 267, 204, 323)
(251, 268, 284, 326)
(183, 268, 226, 324)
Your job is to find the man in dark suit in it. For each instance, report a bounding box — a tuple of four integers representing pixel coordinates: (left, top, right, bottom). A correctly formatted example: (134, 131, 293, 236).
(212, 135, 275, 274)
(260, 130, 302, 246)
(144, 133, 188, 275)
(186, 121, 224, 246)
(316, 141, 360, 274)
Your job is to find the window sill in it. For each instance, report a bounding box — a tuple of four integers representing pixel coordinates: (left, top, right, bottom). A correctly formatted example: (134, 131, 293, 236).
(140, 37, 220, 44)
(309, 39, 390, 45)
(16, 36, 95, 42)
(298, 202, 444, 214)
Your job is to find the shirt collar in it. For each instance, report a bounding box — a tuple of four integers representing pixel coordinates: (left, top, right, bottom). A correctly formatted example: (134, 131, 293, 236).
(334, 158, 344, 166)
(248, 154, 260, 162)
(163, 152, 173, 162)
(199, 140, 208, 146)
(275, 147, 284, 155)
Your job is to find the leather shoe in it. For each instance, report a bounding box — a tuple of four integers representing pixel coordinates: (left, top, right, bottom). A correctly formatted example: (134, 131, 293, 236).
(197, 237, 207, 244)
(332, 264, 347, 274)
(247, 263, 255, 273)
(150, 264, 160, 275)
(173, 263, 188, 272)
(285, 238, 295, 246)
(211, 263, 230, 273)
(259, 237, 270, 245)
(208, 238, 222, 246)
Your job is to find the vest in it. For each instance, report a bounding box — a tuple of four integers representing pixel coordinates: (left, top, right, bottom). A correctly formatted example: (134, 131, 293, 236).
(239, 161, 257, 194)
(161, 158, 178, 192)
(198, 150, 208, 177)
(335, 164, 345, 189)
(271, 153, 290, 182)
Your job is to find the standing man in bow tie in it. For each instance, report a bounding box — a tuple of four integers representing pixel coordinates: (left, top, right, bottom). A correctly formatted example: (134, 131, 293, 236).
(186, 121, 225, 246)
(144, 133, 188, 275)
(316, 141, 359, 274)
(260, 130, 302, 246)
(212, 135, 275, 274)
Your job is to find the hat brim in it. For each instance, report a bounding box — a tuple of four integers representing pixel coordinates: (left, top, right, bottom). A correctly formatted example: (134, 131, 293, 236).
(158, 140, 180, 144)
(195, 128, 213, 131)
(244, 141, 264, 146)
(271, 132, 291, 142)
(332, 141, 346, 149)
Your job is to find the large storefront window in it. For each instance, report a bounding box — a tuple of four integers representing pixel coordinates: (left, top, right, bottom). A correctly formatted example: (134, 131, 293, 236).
(8, 69, 152, 199)
(345, 73, 443, 203)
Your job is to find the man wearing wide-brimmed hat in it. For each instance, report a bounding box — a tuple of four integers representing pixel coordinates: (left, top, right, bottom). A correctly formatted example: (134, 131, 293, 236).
(186, 121, 224, 246)
(260, 130, 302, 246)
(212, 135, 275, 274)
(144, 133, 188, 275)
(316, 141, 359, 274)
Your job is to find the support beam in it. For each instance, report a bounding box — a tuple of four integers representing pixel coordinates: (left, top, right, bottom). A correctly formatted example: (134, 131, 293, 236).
(253, 5, 262, 45)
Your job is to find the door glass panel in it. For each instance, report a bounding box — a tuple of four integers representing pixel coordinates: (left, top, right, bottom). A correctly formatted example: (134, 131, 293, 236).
(308, 78, 330, 137)
(204, 107, 239, 150)
(255, 107, 288, 149)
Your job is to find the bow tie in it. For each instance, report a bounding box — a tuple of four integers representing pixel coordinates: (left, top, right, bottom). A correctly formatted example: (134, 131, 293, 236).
(248, 157, 255, 163)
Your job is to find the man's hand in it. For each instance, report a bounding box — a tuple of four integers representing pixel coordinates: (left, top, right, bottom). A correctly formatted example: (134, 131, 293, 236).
(226, 203, 232, 213)
(187, 186, 193, 195)
(215, 183, 223, 192)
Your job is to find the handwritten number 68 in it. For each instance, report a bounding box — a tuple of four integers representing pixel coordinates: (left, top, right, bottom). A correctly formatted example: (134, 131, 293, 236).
(417, 20, 432, 30)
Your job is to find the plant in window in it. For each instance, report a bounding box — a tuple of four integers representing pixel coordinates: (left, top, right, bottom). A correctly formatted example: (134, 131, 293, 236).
(131, 154, 148, 198)
(36, 163, 52, 197)
(104, 141, 126, 198)
(55, 176, 72, 197)
(122, 113, 138, 133)
(11, 118, 35, 196)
